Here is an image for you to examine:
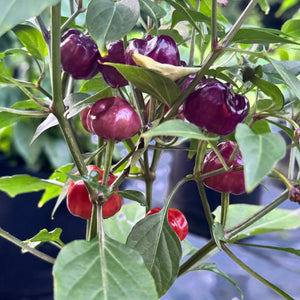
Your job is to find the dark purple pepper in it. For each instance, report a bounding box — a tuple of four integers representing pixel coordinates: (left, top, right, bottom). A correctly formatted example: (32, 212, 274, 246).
(125, 35, 180, 66)
(87, 97, 141, 141)
(183, 78, 249, 135)
(61, 29, 100, 80)
(98, 40, 128, 88)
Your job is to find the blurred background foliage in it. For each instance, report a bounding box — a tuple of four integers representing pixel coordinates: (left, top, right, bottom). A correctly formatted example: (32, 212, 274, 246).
(0, 0, 299, 172)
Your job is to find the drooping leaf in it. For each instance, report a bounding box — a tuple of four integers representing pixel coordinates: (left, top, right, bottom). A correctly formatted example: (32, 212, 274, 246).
(0, 174, 58, 197)
(126, 210, 182, 297)
(142, 120, 219, 141)
(187, 262, 243, 298)
(214, 204, 300, 241)
(13, 24, 48, 60)
(39, 164, 72, 207)
(86, 0, 140, 47)
(53, 237, 158, 300)
(106, 63, 181, 106)
(267, 58, 300, 99)
(235, 124, 286, 192)
(104, 202, 145, 244)
(0, 0, 61, 37)
(27, 228, 64, 246)
(139, 0, 166, 29)
(31, 113, 58, 143)
(250, 76, 284, 110)
(116, 190, 146, 206)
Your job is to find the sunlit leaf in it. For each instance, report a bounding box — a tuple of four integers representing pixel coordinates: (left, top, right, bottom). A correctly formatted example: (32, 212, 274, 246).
(235, 124, 286, 192)
(53, 237, 158, 300)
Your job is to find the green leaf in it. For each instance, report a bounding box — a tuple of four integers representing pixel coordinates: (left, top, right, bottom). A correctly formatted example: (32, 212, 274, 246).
(199, 0, 227, 22)
(53, 237, 158, 300)
(106, 63, 181, 106)
(188, 262, 243, 298)
(28, 228, 64, 246)
(214, 204, 300, 241)
(237, 242, 300, 257)
(231, 27, 299, 45)
(0, 174, 57, 197)
(0, 0, 61, 38)
(117, 190, 146, 206)
(235, 124, 286, 192)
(39, 164, 72, 207)
(142, 120, 219, 141)
(13, 24, 48, 60)
(258, 0, 270, 14)
(86, 0, 140, 47)
(65, 88, 112, 118)
(78, 75, 109, 93)
(126, 210, 182, 297)
(212, 222, 226, 250)
(0, 111, 25, 129)
(139, 0, 166, 29)
(276, 0, 299, 17)
(250, 77, 284, 110)
(104, 202, 145, 244)
(281, 19, 300, 37)
(267, 58, 300, 99)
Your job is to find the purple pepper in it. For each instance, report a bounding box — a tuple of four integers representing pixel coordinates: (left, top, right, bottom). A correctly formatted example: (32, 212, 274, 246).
(183, 78, 249, 135)
(125, 35, 180, 66)
(61, 29, 100, 80)
(98, 40, 128, 88)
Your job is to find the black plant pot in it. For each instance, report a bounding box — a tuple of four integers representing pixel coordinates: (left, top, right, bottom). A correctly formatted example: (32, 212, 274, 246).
(168, 148, 262, 238)
(0, 157, 86, 300)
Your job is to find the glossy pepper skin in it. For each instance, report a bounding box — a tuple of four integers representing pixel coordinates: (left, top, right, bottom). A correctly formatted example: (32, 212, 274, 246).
(146, 207, 188, 241)
(125, 35, 180, 66)
(61, 29, 100, 80)
(67, 165, 122, 219)
(87, 97, 141, 141)
(183, 78, 249, 135)
(98, 40, 128, 88)
(202, 140, 246, 195)
(80, 105, 93, 133)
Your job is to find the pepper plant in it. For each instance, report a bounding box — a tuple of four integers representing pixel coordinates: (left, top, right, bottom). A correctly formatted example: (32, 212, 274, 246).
(0, 0, 300, 299)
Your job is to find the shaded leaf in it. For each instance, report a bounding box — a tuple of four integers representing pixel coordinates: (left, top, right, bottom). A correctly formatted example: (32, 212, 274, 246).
(235, 124, 286, 192)
(117, 190, 146, 206)
(0, 0, 60, 37)
(267, 58, 300, 99)
(188, 262, 243, 298)
(53, 237, 158, 300)
(250, 76, 284, 110)
(106, 63, 181, 106)
(139, 0, 166, 29)
(126, 210, 182, 297)
(86, 0, 140, 47)
(104, 202, 145, 244)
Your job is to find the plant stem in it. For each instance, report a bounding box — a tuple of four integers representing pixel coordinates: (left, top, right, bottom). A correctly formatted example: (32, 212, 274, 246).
(227, 189, 289, 240)
(222, 0, 260, 47)
(179, 239, 218, 276)
(0, 228, 55, 264)
(211, 0, 218, 49)
(221, 242, 294, 299)
(196, 181, 214, 230)
(220, 193, 230, 226)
